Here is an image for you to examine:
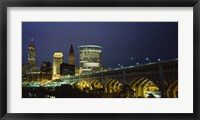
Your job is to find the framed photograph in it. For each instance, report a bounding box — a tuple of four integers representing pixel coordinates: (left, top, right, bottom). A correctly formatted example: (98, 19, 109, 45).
(0, 0, 199, 120)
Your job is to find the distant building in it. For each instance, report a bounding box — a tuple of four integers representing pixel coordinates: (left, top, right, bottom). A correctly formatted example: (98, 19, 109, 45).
(25, 66, 40, 82)
(79, 45, 102, 74)
(53, 52, 63, 76)
(40, 62, 52, 74)
(40, 62, 52, 80)
(60, 63, 75, 76)
(27, 39, 36, 73)
(75, 68, 80, 76)
(22, 64, 28, 82)
(68, 44, 75, 66)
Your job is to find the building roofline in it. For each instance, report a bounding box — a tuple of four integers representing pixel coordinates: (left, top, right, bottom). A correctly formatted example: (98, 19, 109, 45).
(78, 45, 102, 48)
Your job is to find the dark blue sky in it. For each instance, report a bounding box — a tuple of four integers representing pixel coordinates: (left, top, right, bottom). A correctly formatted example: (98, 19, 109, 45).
(22, 22, 178, 69)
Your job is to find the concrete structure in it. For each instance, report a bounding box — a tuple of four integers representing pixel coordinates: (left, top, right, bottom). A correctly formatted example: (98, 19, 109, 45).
(27, 39, 36, 73)
(53, 52, 63, 77)
(79, 45, 102, 74)
(68, 44, 75, 66)
(74, 59, 178, 98)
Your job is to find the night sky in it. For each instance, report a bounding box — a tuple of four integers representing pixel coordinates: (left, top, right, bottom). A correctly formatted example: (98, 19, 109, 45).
(22, 22, 178, 69)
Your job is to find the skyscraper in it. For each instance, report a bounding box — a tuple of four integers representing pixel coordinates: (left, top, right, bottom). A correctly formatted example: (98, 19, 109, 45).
(53, 52, 63, 77)
(68, 44, 75, 66)
(79, 45, 102, 74)
(27, 39, 36, 73)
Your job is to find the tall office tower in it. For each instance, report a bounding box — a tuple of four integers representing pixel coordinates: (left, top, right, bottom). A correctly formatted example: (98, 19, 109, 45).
(68, 44, 75, 65)
(27, 39, 36, 73)
(53, 52, 63, 76)
(79, 45, 102, 74)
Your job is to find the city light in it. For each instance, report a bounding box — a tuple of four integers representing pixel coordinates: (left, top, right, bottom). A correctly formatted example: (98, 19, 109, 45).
(22, 22, 178, 98)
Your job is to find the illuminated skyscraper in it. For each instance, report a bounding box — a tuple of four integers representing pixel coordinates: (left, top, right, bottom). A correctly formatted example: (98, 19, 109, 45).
(53, 52, 63, 77)
(79, 45, 102, 74)
(27, 39, 36, 73)
(68, 44, 75, 65)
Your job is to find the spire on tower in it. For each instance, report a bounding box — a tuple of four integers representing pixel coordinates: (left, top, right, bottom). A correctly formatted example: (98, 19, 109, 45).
(69, 44, 74, 54)
(68, 44, 75, 65)
(29, 39, 35, 47)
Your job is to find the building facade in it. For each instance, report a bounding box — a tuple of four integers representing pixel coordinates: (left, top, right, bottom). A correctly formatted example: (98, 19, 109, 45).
(79, 45, 102, 74)
(60, 63, 75, 76)
(68, 44, 75, 66)
(53, 52, 63, 77)
(41, 62, 52, 74)
(27, 39, 36, 73)
(40, 62, 52, 80)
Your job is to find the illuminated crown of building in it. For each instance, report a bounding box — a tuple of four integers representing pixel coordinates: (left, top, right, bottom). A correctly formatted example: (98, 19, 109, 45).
(53, 52, 63, 58)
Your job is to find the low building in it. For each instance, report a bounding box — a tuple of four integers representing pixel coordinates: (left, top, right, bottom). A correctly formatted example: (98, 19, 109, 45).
(60, 63, 75, 76)
(40, 62, 52, 74)
(40, 62, 52, 80)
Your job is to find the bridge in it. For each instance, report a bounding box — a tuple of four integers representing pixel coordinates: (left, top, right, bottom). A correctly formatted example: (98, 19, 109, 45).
(24, 59, 178, 98)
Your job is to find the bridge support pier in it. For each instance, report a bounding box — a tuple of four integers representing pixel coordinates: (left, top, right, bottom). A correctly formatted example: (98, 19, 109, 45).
(159, 65, 166, 98)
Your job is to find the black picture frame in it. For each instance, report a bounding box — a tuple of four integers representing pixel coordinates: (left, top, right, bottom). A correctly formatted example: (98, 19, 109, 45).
(0, 0, 199, 120)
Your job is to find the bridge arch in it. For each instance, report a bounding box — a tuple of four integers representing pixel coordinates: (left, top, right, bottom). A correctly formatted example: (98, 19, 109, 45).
(166, 80, 178, 98)
(76, 79, 89, 90)
(89, 79, 102, 90)
(104, 79, 122, 94)
(128, 77, 161, 98)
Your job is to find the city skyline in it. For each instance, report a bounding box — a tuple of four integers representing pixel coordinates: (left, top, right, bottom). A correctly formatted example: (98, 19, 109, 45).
(22, 22, 178, 69)
(22, 22, 178, 98)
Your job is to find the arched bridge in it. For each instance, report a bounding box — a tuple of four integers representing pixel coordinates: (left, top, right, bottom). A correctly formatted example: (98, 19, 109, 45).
(41, 59, 178, 98)
(71, 59, 178, 98)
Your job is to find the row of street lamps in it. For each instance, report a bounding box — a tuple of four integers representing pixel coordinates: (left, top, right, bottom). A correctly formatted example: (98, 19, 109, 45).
(116, 57, 162, 69)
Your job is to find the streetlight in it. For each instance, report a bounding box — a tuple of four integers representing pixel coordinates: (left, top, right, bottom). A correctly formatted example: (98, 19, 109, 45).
(130, 57, 134, 66)
(146, 57, 151, 63)
(158, 59, 161, 62)
(136, 62, 139, 65)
